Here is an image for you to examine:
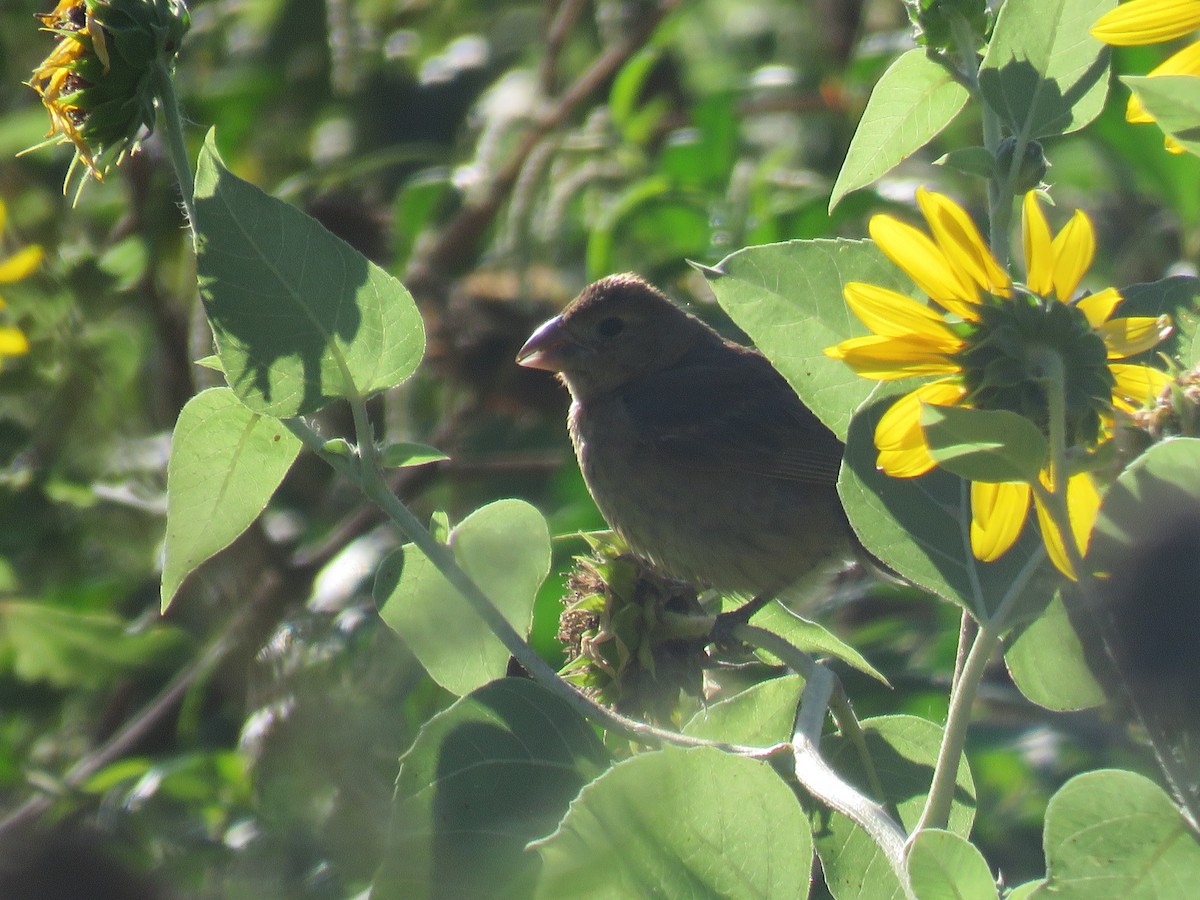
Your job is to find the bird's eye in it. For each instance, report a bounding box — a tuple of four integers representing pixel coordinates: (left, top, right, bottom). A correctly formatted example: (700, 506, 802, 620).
(597, 316, 625, 338)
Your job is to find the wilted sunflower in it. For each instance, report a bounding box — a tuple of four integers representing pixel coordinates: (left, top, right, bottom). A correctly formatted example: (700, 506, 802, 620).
(23, 0, 190, 198)
(825, 189, 1172, 578)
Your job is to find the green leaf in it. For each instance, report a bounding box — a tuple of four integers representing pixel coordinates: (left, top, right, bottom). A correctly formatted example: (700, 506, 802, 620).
(1035, 769, 1200, 898)
(753, 602, 890, 685)
(160, 387, 301, 612)
(840, 399, 1060, 618)
(1006, 883, 1045, 900)
(1124, 75, 1200, 159)
(534, 746, 813, 899)
(1004, 593, 1105, 711)
(379, 442, 449, 468)
(193, 130, 425, 417)
(0, 602, 188, 689)
(1118, 275, 1200, 369)
(371, 678, 609, 900)
(375, 499, 550, 696)
(682, 675, 803, 746)
(921, 405, 1048, 484)
(704, 238, 917, 440)
(934, 147, 996, 179)
(908, 829, 998, 900)
(814, 715, 976, 900)
(829, 49, 969, 211)
(979, 0, 1114, 140)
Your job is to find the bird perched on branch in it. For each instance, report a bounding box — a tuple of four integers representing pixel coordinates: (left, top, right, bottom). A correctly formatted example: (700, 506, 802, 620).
(517, 273, 853, 606)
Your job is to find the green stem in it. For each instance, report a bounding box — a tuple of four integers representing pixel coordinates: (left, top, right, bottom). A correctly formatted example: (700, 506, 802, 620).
(153, 63, 198, 245)
(282, 413, 780, 758)
(913, 547, 1045, 834)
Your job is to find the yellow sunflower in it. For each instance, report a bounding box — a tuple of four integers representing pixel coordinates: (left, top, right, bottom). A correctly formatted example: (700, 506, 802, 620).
(1091, 0, 1200, 154)
(825, 189, 1172, 579)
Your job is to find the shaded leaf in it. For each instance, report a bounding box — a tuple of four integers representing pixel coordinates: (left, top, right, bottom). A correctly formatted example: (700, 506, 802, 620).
(193, 130, 425, 417)
(371, 678, 608, 900)
(979, 0, 1114, 140)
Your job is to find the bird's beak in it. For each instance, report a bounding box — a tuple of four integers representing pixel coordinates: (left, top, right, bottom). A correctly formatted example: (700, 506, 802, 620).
(516, 315, 569, 371)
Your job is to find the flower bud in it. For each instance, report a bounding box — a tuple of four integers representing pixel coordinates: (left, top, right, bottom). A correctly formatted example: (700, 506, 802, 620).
(25, 0, 190, 194)
(995, 137, 1049, 194)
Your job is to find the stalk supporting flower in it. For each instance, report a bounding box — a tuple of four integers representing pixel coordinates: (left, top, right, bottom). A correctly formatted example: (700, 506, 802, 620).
(826, 189, 1172, 579)
(23, 0, 191, 199)
(1091, 0, 1200, 154)
(0, 199, 44, 367)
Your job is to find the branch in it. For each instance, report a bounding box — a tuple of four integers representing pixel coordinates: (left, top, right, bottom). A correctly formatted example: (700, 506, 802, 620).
(405, 0, 688, 296)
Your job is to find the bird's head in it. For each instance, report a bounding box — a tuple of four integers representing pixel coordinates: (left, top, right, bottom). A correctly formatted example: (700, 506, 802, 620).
(516, 273, 710, 399)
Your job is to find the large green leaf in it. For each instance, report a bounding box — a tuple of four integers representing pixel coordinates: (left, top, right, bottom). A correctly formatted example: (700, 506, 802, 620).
(830, 49, 968, 211)
(704, 238, 917, 440)
(534, 746, 813, 899)
(160, 387, 301, 611)
(375, 499, 551, 696)
(371, 678, 609, 900)
(1034, 769, 1200, 898)
(979, 0, 1114, 140)
(193, 130, 425, 417)
(907, 829, 998, 900)
(813, 715, 976, 900)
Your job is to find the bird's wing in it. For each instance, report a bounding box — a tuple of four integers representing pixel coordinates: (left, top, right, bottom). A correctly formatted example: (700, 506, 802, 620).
(619, 354, 844, 486)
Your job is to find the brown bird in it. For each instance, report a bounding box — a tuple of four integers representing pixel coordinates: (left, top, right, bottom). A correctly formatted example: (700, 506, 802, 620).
(516, 273, 853, 606)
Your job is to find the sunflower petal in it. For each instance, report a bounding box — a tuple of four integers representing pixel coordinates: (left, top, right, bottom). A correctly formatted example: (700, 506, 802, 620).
(0, 326, 29, 358)
(1075, 288, 1123, 327)
(843, 282, 963, 345)
(1126, 90, 1154, 124)
(1091, 0, 1200, 46)
(917, 188, 1011, 299)
(1097, 315, 1173, 359)
(1022, 192, 1055, 296)
(1050, 210, 1095, 300)
(0, 245, 45, 283)
(971, 480, 1031, 562)
(874, 379, 967, 477)
(869, 214, 979, 314)
(824, 334, 963, 379)
(1109, 363, 1173, 411)
(1034, 471, 1100, 581)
